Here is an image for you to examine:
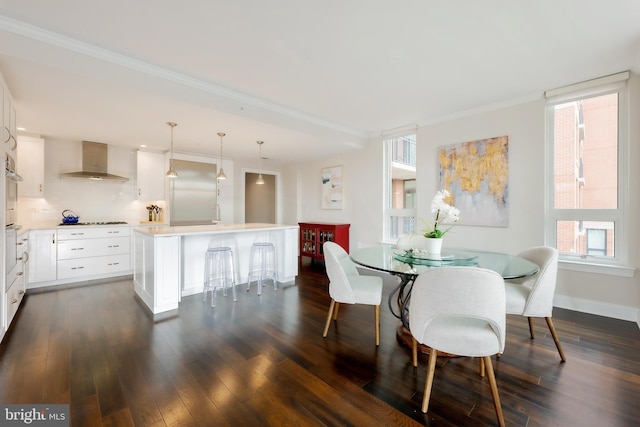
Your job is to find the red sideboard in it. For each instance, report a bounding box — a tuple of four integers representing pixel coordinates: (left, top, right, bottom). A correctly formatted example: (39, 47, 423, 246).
(298, 222, 350, 261)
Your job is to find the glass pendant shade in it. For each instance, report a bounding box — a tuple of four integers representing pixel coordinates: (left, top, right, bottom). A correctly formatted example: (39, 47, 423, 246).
(165, 122, 178, 178)
(256, 140, 265, 184)
(217, 132, 227, 180)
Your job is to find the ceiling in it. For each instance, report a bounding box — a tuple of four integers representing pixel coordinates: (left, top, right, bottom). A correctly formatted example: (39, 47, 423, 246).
(1, 1, 639, 164)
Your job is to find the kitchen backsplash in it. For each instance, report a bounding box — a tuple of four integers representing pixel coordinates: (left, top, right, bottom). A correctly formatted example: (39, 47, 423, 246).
(17, 139, 165, 227)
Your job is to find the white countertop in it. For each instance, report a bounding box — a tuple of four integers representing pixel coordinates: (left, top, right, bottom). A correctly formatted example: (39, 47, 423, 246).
(21, 221, 167, 231)
(133, 223, 299, 237)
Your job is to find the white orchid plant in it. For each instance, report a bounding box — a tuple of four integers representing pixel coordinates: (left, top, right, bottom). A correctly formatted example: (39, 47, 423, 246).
(421, 189, 461, 238)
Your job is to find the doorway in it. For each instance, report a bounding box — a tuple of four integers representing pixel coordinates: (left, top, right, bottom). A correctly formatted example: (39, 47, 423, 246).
(245, 172, 276, 223)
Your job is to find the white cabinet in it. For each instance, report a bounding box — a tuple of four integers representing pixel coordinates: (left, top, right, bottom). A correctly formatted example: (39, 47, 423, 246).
(133, 231, 180, 315)
(0, 80, 5, 154)
(57, 226, 130, 280)
(17, 135, 45, 197)
(2, 88, 16, 153)
(5, 273, 24, 328)
(136, 150, 165, 200)
(28, 229, 57, 284)
(18, 231, 29, 286)
(5, 232, 28, 328)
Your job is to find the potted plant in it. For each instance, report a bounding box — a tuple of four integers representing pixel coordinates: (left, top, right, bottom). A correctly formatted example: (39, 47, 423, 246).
(421, 189, 461, 253)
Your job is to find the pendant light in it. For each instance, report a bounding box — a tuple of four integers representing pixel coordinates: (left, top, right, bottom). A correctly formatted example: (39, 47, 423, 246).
(216, 132, 227, 180)
(256, 140, 265, 185)
(165, 122, 178, 178)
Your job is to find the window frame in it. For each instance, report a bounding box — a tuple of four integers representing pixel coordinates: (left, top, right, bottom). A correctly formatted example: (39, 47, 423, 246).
(383, 132, 417, 243)
(544, 73, 631, 275)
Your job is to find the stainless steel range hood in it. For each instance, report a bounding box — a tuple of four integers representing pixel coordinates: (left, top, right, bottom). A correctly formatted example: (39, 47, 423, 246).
(60, 141, 129, 182)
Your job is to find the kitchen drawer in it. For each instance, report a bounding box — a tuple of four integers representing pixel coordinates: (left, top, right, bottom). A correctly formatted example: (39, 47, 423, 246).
(57, 236, 130, 260)
(57, 226, 130, 240)
(5, 263, 23, 293)
(5, 275, 26, 326)
(57, 254, 130, 280)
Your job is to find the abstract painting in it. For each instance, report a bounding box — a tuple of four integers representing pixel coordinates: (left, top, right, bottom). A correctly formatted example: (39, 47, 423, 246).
(321, 165, 343, 209)
(438, 136, 509, 227)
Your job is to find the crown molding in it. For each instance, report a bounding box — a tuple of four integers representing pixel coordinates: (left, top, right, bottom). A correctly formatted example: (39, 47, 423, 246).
(419, 92, 543, 128)
(0, 15, 368, 139)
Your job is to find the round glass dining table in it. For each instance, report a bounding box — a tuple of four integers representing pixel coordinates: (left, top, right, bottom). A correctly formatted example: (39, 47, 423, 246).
(349, 246, 539, 331)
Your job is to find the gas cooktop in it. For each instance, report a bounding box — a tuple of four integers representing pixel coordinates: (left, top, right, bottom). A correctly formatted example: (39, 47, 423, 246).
(58, 221, 129, 226)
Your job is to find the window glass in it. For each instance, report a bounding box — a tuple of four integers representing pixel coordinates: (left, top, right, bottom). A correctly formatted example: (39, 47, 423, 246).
(556, 220, 614, 257)
(384, 134, 416, 241)
(553, 93, 618, 209)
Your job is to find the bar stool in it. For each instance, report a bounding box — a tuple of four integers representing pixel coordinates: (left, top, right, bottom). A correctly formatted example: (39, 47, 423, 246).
(247, 242, 277, 295)
(203, 246, 237, 307)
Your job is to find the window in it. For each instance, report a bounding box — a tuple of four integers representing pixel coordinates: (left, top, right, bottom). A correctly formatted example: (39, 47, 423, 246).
(383, 133, 416, 242)
(545, 72, 629, 267)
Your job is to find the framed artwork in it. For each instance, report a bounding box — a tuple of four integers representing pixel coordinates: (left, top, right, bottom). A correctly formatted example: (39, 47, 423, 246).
(438, 136, 509, 227)
(321, 165, 343, 209)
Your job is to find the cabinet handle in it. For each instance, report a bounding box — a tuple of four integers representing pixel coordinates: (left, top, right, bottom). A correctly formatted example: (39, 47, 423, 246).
(4, 127, 9, 144)
(108, 231, 120, 234)
(11, 135, 17, 151)
(108, 245, 120, 248)
(52, 234, 55, 244)
(71, 247, 84, 251)
(18, 290, 24, 295)
(71, 266, 85, 270)
(138, 188, 141, 196)
(71, 232, 85, 236)
(11, 299, 18, 304)
(16, 272, 23, 276)
(108, 262, 120, 266)
(22, 252, 29, 263)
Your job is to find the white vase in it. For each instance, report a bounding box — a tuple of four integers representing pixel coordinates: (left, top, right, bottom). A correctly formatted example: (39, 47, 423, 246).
(425, 237, 443, 254)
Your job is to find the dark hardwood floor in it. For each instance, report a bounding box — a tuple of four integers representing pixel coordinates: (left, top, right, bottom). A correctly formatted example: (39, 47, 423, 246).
(1, 258, 640, 426)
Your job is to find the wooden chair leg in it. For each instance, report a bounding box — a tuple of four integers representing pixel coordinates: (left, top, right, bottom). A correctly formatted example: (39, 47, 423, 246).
(545, 317, 567, 362)
(528, 317, 535, 339)
(479, 357, 485, 377)
(333, 302, 340, 320)
(421, 349, 438, 413)
(483, 356, 505, 427)
(323, 299, 336, 337)
(412, 337, 418, 367)
(374, 305, 380, 346)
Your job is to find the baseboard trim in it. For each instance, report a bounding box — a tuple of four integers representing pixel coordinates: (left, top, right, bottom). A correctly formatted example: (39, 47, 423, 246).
(554, 294, 640, 328)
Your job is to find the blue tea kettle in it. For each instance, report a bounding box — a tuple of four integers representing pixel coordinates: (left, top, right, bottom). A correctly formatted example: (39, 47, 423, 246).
(62, 209, 79, 224)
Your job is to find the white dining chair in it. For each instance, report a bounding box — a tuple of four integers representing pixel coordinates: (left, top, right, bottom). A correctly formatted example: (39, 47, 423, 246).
(504, 246, 566, 362)
(409, 266, 506, 426)
(322, 241, 384, 346)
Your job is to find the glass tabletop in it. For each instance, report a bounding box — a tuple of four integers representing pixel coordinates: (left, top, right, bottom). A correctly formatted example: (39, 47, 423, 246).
(349, 246, 539, 280)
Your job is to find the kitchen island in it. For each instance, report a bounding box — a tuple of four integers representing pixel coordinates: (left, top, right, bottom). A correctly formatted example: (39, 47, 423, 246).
(133, 223, 299, 317)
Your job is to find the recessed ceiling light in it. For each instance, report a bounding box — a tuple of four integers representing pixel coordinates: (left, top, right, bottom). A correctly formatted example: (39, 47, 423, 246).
(17, 127, 26, 131)
(140, 144, 147, 148)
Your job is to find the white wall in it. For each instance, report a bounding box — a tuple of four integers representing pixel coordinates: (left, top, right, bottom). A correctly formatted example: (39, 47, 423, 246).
(293, 78, 640, 324)
(296, 140, 384, 250)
